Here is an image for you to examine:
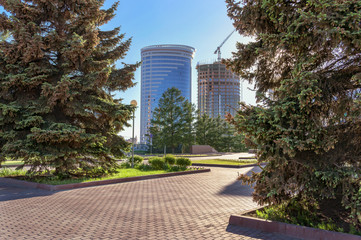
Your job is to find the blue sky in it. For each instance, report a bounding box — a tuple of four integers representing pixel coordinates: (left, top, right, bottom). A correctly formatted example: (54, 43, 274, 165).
(2, 1, 256, 140)
(105, 0, 256, 139)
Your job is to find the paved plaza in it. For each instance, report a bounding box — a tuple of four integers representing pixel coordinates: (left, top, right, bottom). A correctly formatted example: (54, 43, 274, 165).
(189, 152, 256, 161)
(0, 167, 299, 239)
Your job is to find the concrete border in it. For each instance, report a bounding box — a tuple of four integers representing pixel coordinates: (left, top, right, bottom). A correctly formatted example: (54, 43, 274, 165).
(0, 168, 211, 191)
(191, 163, 265, 168)
(229, 215, 361, 240)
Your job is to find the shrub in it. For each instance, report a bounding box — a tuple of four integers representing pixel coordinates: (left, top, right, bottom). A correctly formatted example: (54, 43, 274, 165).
(85, 167, 107, 177)
(255, 200, 353, 234)
(120, 161, 131, 169)
(169, 165, 181, 172)
(135, 163, 153, 171)
(128, 155, 144, 165)
(164, 154, 176, 165)
(149, 157, 165, 170)
(176, 157, 191, 168)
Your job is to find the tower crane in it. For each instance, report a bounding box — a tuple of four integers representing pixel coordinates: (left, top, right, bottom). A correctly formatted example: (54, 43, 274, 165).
(214, 30, 235, 62)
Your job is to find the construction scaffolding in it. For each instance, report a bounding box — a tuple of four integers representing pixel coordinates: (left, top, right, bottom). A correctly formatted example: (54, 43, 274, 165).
(197, 61, 241, 118)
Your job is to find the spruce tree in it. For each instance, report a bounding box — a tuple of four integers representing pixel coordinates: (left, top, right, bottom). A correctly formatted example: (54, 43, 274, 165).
(225, 0, 361, 227)
(150, 87, 194, 153)
(0, 1, 138, 176)
(194, 114, 215, 146)
(179, 101, 196, 153)
(195, 114, 239, 152)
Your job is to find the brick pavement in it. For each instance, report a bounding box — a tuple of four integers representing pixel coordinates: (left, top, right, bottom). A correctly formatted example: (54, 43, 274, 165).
(0, 167, 299, 240)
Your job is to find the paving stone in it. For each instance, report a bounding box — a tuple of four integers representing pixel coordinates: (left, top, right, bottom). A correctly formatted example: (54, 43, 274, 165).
(1, 167, 299, 239)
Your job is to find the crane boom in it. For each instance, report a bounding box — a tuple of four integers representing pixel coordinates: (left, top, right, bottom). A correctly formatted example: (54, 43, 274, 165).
(214, 30, 235, 62)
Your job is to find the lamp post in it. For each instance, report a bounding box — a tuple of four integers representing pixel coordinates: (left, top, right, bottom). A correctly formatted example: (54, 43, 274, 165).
(130, 100, 137, 168)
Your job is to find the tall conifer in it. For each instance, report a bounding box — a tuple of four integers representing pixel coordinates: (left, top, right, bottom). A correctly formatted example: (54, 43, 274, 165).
(0, 1, 138, 176)
(150, 87, 195, 153)
(225, 0, 361, 227)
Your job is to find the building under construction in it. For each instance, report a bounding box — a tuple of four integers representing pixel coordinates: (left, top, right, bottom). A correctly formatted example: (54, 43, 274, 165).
(197, 61, 241, 118)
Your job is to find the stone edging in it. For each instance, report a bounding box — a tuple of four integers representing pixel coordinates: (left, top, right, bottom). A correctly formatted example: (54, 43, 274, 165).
(191, 163, 265, 168)
(0, 168, 211, 191)
(229, 214, 361, 240)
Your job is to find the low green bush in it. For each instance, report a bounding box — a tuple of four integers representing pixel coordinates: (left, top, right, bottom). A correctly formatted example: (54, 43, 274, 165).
(82, 166, 108, 178)
(169, 165, 182, 171)
(120, 161, 131, 169)
(127, 155, 144, 165)
(149, 157, 165, 170)
(349, 225, 361, 236)
(176, 157, 191, 168)
(255, 200, 359, 234)
(164, 154, 176, 165)
(135, 163, 153, 171)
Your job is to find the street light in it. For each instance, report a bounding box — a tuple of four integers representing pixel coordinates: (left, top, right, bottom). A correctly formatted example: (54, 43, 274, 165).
(130, 100, 137, 168)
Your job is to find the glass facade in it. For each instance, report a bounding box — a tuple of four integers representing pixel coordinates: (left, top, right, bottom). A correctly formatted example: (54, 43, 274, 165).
(140, 45, 195, 144)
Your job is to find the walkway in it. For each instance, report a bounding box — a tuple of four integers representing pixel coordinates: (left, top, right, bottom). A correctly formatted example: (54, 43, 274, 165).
(189, 152, 256, 161)
(0, 167, 298, 239)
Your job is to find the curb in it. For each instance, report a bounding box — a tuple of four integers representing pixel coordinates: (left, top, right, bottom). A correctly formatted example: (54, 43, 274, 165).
(229, 215, 361, 240)
(191, 163, 265, 168)
(0, 168, 210, 191)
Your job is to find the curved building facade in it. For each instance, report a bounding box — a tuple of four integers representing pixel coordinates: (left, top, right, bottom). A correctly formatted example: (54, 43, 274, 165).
(197, 62, 241, 118)
(140, 44, 195, 144)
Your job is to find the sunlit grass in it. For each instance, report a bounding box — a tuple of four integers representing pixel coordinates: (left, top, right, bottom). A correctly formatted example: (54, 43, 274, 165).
(0, 167, 193, 185)
(143, 154, 216, 157)
(44, 169, 169, 185)
(2, 160, 24, 166)
(191, 159, 257, 165)
(0, 167, 27, 177)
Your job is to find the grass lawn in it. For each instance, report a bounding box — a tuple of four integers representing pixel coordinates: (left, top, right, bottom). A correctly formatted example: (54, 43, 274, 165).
(0, 167, 191, 185)
(143, 154, 214, 157)
(174, 154, 212, 157)
(191, 159, 257, 165)
(41, 169, 171, 185)
(0, 168, 27, 177)
(2, 160, 24, 166)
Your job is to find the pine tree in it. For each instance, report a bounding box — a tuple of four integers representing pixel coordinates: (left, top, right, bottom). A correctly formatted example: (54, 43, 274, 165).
(0, 1, 138, 176)
(225, 0, 361, 227)
(150, 87, 194, 153)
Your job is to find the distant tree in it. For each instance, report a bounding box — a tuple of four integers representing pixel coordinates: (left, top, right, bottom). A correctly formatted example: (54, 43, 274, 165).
(180, 101, 196, 153)
(195, 114, 246, 152)
(217, 119, 235, 152)
(150, 87, 195, 153)
(0, 1, 138, 176)
(209, 116, 228, 151)
(225, 0, 361, 228)
(229, 133, 248, 152)
(194, 114, 215, 146)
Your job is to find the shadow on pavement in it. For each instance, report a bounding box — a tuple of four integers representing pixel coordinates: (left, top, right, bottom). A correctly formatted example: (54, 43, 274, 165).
(0, 183, 55, 202)
(226, 224, 299, 240)
(217, 166, 261, 196)
(225, 224, 265, 239)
